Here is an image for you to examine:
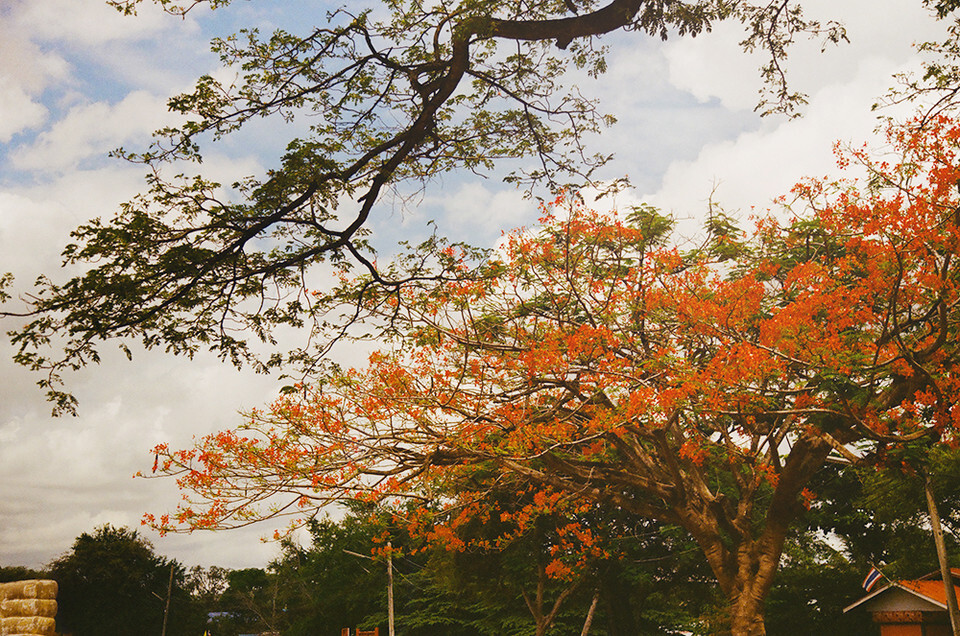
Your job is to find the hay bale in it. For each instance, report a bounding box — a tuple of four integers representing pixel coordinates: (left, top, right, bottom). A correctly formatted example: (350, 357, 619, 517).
(0, 581, 57, 601)
(0, 599, 57, 618)
(0, 615, 56, 635)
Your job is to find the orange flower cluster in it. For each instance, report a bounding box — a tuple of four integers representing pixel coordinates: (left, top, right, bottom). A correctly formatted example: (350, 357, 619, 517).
(142, 115, 960, 609)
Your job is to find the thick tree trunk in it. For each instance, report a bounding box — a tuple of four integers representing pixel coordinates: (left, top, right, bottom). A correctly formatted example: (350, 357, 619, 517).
(522, 423, 835, 635)
(691, 530, 783, 636)
(723, 529, 795, 636)
(676, 434, 833, 635)
(726, 575, 772, 636)
(728, 607, 766, 635)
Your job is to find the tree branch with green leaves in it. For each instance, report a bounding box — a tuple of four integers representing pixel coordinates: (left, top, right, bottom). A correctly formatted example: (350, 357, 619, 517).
(2, 0, 852, 413)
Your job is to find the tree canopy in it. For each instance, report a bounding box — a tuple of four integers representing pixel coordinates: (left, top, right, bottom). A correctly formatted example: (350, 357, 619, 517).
(48, 524, 204, 636)
(145, 114, 960, 634)
(0, 0, 865, 414)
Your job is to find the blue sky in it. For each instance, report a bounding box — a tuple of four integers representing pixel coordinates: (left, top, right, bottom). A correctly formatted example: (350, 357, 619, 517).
(0, 0, 948, 569)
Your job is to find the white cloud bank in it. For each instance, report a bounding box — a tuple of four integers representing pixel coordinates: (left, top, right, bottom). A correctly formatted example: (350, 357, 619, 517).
(12, 91, 178, 172)
(642, 0, 945, 230)
(0, 13, 67, 142)
(15, 0, 190, 46)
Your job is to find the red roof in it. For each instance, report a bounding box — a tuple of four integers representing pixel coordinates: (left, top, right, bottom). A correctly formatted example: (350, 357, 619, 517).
(845, 569, 960, 614)
(898, 579, 960, 606)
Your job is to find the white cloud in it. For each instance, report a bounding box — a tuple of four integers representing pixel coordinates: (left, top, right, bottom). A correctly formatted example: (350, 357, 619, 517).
(644, 1, 946, 239)
(0, 27, 67, 96)
(0, 164, 148, 287)
(664, 0, 943, 113)
(644, 67, 898, 240)
(665, 21, 764, 112)
(365, 179, 541, 254)
(1, 152, 263, 275)
(15, 0, 196, 47)
(0, 86, 48, 144)
(0, 342, 286, 568)
(0, 0, 211, 153)
(0, 0, 213, 148)
(0, 0, 316, 573)
(0, 13, 69, 141)
(429, 182, 539, 237)
(11, 91, 179, 172)
(0, 141, 298, 570)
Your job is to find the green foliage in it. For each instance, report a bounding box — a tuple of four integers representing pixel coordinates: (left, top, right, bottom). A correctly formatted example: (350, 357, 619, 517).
(2, 0, 859, 414)
(926, 0, 960, 19)
(626, 203, 674, 248)
(0, 565, 48, 583)
(185, 564, 230, 609)
(763, 534, 872, 636)
(803, 450, 960, 588)
(205, 567, 284, 636)
(249, 500, 722, 636)
(875, 1, 960, 113)
(48, 524, 204, 636)
(269, 512, 388, 636)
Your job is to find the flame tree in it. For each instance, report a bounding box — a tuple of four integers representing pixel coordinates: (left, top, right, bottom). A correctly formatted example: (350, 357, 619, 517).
(149, 117, 960, 634)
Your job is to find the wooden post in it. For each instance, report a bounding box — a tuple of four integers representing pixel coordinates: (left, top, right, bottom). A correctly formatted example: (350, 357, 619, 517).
(925, 472, 960, 636)
(344, 544, 393, 636)
(387, 541, 395, 636)
(161, 563, 174, 636)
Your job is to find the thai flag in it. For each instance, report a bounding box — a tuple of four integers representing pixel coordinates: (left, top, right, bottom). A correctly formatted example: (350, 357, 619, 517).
(862, 566, 883, 592)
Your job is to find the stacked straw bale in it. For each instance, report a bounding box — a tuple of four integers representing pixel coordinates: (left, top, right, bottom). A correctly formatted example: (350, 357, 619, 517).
(0, 580, 57, 636)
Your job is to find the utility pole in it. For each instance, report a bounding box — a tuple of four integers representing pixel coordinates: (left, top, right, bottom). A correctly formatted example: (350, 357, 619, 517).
(161, 563, 174, 636)
(343, 544, 395, 636)
(386, 541, 395, 636)
(925, 472, 960, 636)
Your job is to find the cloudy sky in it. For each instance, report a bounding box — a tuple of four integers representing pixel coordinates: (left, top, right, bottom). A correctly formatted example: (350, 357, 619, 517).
(0, 0, 949, 570)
